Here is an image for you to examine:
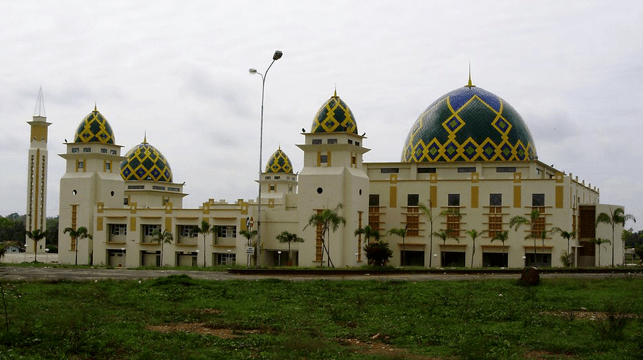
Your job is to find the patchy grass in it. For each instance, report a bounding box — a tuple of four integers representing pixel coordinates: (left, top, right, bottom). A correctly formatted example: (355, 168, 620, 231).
(0, 275, 641, 359)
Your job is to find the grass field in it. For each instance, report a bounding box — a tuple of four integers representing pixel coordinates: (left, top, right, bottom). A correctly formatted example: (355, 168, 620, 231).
(0, 274, 641, 359)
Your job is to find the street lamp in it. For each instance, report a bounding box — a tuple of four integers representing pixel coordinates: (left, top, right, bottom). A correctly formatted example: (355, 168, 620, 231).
(278, 250, 282, 267)
(249, 50, 283, 267)
(121, 248, 125, 268)
(196, 250, 200, 267)
(45, 248, 49, 264)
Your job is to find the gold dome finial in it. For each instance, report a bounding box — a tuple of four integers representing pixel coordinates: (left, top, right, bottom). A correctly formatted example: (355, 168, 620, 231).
(143, 131, 148, 144)
(466, 63, 476, 88)
(94, 103, 98, 112)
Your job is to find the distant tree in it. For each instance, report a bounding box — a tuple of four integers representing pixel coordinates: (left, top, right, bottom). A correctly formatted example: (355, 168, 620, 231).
(388, 227, 407, 266)
(433, 229, 457, 267)
(363, 240, 393, 266)
(195, 220, 212, 267)
(491, 231, 510, 267)
(596, 207, 636, 267)
(46, 217, 59, 247)
(25, 229, 47, 263)
(63, 226, 91, 265)
(589, 238, 611, 267)
(275, 231, 304, 265)
(304, 204, 346, 268)
(465, 229, 487, 268)
(634, 244, 643, 264)
(151, 229, 173, 266)
(0, 241, 16, 261)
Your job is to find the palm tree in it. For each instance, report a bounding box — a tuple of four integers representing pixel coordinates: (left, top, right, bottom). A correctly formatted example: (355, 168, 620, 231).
(388, 227, 407, 266)
(551, 227, 576, 267)
(465, 229, 487, 268)
(589, 238, 610, 267)
(0, 241, 17, 261)
(354, 225, 380, 245)
(304, 204, 346, 268)
(151, 229, 173, 266)
(195, 220, 212, 268)
(491, 231, 509, 267)
(25, 229, 47, 263)
(239, 229, 258, 266)
(433, 229, 457, 267)
(275, 231, 304, 265)
(596, 207, 636, 267)
(63, 226, 91, 265)
(510, 209, 541, 264)
(419, 201, 453, 268)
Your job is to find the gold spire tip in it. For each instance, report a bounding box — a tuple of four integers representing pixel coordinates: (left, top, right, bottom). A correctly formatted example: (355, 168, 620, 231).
(466, 63, 476, 88)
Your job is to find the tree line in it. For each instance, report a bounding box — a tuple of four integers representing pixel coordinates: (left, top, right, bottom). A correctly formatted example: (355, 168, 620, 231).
(0, 214, 58, 252)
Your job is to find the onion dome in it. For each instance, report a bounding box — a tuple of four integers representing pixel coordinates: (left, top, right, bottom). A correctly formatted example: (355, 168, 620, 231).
(401, 80, 537, 162)
(120, 138, 173, 182)
(74, 106, 116, 144)
(265, 148, 293, 174)
(311, 91, 358, 134)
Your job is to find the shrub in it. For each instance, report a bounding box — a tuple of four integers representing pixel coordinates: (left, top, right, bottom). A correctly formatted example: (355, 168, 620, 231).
(363, 240, 393, 266)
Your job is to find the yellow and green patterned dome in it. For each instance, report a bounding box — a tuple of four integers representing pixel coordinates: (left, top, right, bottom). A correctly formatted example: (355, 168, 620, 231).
(311, 91, 358, 134)
(265, 148, 293, 174)
(402, 82, 537, 162)
(120, 139, 173, 182)
(74, 106, 116, 144)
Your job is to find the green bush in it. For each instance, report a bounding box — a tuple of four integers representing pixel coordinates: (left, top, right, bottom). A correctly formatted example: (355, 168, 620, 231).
(363, 240, 393, 266)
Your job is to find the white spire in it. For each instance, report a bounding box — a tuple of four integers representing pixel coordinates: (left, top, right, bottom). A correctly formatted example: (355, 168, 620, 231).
(33, 87, 46, 117)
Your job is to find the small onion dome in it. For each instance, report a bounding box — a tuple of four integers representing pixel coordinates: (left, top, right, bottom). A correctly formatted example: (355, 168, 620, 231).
(120, 139, 173, 182)
(74, 106, 116, 144)
(265, 148, 293, 174)
(311, 91, 358, 134)
(401, 84, 537, 162)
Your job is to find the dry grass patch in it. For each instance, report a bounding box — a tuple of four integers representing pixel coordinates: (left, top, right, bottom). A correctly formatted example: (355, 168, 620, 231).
(338, 338, 440, 360)
(146, 323, 259, 339)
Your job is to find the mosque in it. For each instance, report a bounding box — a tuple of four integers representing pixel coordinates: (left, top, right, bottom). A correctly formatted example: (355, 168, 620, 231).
(26, 77, 624, 268)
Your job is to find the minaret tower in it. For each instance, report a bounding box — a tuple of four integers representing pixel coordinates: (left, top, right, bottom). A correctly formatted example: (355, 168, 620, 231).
(297, 91, 369, 267)
(25, 88, 50, 254)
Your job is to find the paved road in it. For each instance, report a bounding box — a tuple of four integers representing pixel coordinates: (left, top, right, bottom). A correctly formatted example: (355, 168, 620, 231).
(1, 266, 640, 282)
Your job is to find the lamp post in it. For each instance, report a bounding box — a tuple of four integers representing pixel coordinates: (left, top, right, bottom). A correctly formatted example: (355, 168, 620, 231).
(278, 250, 282, 267)
(249, 50, 283, 267)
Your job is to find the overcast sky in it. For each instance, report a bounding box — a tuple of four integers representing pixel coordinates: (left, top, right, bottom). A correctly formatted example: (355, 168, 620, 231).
(1, 1, 642, 231)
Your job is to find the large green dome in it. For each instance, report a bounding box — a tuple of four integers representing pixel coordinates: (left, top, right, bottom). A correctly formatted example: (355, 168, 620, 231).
(402, 84, 537, 162)
(311, 91, 358, 134)
(74, 107, 115, 144)
(120, 140, 173, 182)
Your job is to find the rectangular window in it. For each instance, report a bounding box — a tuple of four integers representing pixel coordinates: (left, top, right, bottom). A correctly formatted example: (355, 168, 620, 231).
(110, 224, 127, 236)
(123, 197, 129, 206)
(496, 167, 516, 173)
(418, 167, 436, 173)
(446, 212, 461, 238)
(407, 194, 419, 207)
(355, 141, 360, 146)
(406, 207, 419, 236)
(168, 187, 180, 192)
(328, 139, 337, 144)
(490, 194, 502, 206)
(269, 184, 276, 191)
(312, 139, 322, 145)
(348, 139, 353, 144)
(217, 226, 237, 238)
(78, 161, 84, 169)
(105, 162, 111, 171)
(369, 194, 380, 207)
(142, 224, 161, 236)
(448, 194, 460, 207)
(381, 168, 399, 173)
(101, 148, 107, 154)
(110, 150, 117, 155)
(179, 225, 198, 237)
(152, 186, 166, 190)
(274, 176, 280, 179)
(532, 194, 545, 207)
(488, 208, 503, 238)
(320, 155, 328, 163)
(216, 253, 236, 265)
(83, 148, 91, 153)
(458, 167, 476, 173)
(71, 148, 79, 153)
(351, 154, 356, 167)
(128, 185, 145, 189)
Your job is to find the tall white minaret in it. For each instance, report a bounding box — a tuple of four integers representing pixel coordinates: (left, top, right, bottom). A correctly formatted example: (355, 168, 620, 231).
(25, 87, 50, 254)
